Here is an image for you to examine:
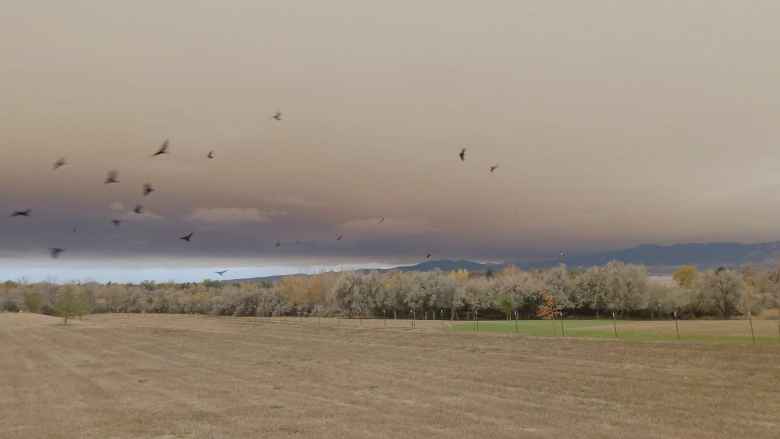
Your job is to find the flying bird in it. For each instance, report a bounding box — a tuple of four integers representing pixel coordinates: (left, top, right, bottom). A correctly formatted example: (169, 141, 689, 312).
(215, 270, 228, 276)
(207, 151, 215, 159)
(336, 234, 343, 241)
(142, 183, 154, 196)
(111, 219, 122, 227)
(179, 232, 194, 242)
(52, 157, 67, 170)
(49, 248, 65, 259)
(272, 111, 282, 121)
(105, 170, 119, 184)
(489, 164, 499, 173)
(426, 253, 432, 259)
(459, 148, 466, 161)
(377, 217, 385, 224)
(559, 251, 567, 259)
(10, 209, 31, 217)
(152, 139, 169, 157)
(133, 205, 144, 214)
(275, 240, 281, 248)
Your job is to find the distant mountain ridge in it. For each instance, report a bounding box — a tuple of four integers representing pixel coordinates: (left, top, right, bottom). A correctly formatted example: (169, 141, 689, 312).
(528, 241, 780, 270)
(225, 241, 780, 282)
(389, 259, 504, 273)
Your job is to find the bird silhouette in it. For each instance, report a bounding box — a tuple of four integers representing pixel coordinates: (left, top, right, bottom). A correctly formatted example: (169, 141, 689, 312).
(142, 183, 154, 196)
(426, 253, 432, 259)
(489, 164, 499, 173)
(49, 248, 65, 259)
(10, 209, 31, 217)
(105, 170, 119, 184)
(336, 234, 343, 241)
(272, 111, 282, 121)
(133, 205, 144, 214)
(459, 148, 466, 161)
(275, 240, 281, 248)
(111, 219, 122, 227)
(152, 139, 169, 156)
(180, 232, 194, 242)
(215, 270, 228, 276)
(72, 226, 78, 233)
(207, 151, 215, 159)
(52, 157, 67, 170)
(377, 217, 385, 224)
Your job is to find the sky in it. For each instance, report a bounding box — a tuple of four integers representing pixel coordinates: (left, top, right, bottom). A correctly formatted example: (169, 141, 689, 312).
(3, 1, 780, 282)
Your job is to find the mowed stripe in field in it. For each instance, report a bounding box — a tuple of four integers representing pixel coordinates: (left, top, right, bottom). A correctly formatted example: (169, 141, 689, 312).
(452, 318, 780, 343)
(0, 313, 778, 439)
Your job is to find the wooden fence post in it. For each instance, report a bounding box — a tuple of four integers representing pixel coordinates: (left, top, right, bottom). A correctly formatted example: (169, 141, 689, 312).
(560, 310, 566, 337)
(674, 311, 680, 340)
(612, 312, 618, 338)
(748, 312, 756, 345)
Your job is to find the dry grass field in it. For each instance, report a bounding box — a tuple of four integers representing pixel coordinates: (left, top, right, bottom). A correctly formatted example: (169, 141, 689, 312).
(1, 313, 779, 439)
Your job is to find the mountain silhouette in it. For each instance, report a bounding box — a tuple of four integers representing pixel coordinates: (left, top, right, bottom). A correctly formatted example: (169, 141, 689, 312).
(226, 241, 780, 283)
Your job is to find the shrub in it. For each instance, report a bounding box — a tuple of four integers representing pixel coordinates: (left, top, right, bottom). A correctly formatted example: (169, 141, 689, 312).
(23, 291, 44, 313)
(2, 300, 20, 312)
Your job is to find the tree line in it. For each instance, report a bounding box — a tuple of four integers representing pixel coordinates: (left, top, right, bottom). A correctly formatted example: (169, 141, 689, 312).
(2, 262, 779, 322)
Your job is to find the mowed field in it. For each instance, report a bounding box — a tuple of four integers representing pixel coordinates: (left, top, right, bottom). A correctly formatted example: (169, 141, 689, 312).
(1, 314, 779, 439)
(452, 319, 780, 344)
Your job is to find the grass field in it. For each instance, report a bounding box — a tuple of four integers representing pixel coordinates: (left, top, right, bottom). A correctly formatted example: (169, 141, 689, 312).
(451, 318, 780, 344)
(1, 313, 779, 439)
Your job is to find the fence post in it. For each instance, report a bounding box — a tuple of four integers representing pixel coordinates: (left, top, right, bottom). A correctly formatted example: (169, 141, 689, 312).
(612, 312, 618, 338)
(475, 309, 479, 332)
(383, 309, 387, 327)
(514, 310, 518, 333)
(674, 311, 680, 340)
(748, 312, 756, 345)
(560, 310, 566, 337)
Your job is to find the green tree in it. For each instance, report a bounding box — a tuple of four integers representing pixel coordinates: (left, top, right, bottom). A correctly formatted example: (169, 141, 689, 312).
(698, 269, 744, 319)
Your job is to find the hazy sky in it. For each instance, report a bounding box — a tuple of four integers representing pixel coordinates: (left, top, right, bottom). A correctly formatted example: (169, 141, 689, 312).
(3, 1, 780, 281)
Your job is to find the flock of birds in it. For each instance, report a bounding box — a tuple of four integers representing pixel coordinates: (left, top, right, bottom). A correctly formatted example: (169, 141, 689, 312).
(9, 110, 552, 278)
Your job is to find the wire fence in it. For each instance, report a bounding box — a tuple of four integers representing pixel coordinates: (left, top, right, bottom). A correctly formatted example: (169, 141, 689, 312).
(242, 309, 780, 345)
